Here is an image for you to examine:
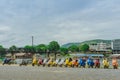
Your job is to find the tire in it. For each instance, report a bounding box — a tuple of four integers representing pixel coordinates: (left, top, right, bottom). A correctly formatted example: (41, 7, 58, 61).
(32, 63, 35, 66)
(113, 65, 118, 69)
(37, 64, 40, 66)
(43, 64, 45, 67)
(2, 63, 4, 65)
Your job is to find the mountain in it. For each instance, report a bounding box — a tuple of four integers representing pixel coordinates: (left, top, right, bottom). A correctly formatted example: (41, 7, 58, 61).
(62, 42, 81, 48)
(80, 39, 111, 45)
(61, 39, 111, 48)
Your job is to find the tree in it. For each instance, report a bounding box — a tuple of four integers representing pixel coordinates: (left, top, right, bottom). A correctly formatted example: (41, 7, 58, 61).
(24, 45, 35, 53)
(0, 45, 6, 56)
(60, 47, 68, 54)
(79, 44, 89, 52)
(48, 41, 60, 59)
(48, 41, 60, 52)
(35, 44, 47, 53)
(9, 45, 17, 55)
(68, 45, 79, 52)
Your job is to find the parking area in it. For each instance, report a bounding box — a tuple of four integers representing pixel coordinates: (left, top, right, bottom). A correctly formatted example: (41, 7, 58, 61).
(0, 66, 119, 80)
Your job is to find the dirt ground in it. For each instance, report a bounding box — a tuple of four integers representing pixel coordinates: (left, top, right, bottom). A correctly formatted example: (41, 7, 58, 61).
(0, 65, 119, 80)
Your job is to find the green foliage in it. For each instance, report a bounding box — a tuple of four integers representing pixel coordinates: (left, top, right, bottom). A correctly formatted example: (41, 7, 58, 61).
(35, 44, 47, 53)
(0, 45, 5, 51)
(62, 39, 111, 48)
(79, 44, 89, 52)
(0, 45, 6, 56)
(81, 39, 111, 45)
(60, 47, 68, 54)
(62, 43, 80, 48)
(9, 45, 18, 53)
(9, 45, 17, 51)
(48, 41, 60, 52)
(68, 45, 79, 52)
(103, 53, 110, 57)
(24, 45, 35, 53)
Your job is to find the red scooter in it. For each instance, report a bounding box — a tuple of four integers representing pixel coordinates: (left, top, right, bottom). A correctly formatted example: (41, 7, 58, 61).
(94, 59, 100, 68)
(37, 58, 43, 66)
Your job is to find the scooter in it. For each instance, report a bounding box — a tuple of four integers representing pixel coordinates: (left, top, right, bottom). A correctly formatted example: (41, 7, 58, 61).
(32, 58, 37, 66)
(64, 58, 72, 67)
(112, 58, 118, 69)
(37, 58, 43, 66)
(2, 58, 12, 65)
(78, 58, 86, 68)
(52, 59, 61, 67)
(102, 59, 109, 69)
(72, 59, 78, 68)
(94, 59, 100, 68)
(87, 58, 94, 68)
(42, 58, 49, 67)
(58, 58, 65, 67)
(46, 59, 53, 67)
(19, 59, 28, 66)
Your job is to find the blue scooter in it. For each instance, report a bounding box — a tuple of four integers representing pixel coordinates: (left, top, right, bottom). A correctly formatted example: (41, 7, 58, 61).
(78, 58, 86, 68)
(87, 58, 94, 68)
(2, 58, 12, 65)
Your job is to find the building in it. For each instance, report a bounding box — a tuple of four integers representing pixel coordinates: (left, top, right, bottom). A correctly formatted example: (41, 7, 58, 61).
(111, 39, 120, 54)
(89, 42, 111, 52)
(15, 53, 33, 59)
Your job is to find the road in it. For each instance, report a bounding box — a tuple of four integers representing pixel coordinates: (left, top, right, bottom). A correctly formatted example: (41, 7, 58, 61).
(0, 65, 119, 80)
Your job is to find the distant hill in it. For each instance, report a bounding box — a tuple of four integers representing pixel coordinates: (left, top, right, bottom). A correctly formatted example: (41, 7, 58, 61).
(62, 42, 81, 48)
(80, 39, 111, 45)
(61, 39, 111, 48)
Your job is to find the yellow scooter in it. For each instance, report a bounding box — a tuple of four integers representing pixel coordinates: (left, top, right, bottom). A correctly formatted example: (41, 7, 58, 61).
(64, 58, 72, 67)
(32, 57, 37, 66)
(102, 58, 109, 69)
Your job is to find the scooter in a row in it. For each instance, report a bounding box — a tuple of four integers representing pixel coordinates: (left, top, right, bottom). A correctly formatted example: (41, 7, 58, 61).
(31, 57, 119, 69)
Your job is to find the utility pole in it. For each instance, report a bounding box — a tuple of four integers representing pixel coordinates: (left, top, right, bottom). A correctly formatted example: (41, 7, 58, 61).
(32, 36, 34, 47)
(32, 36, 34, 54)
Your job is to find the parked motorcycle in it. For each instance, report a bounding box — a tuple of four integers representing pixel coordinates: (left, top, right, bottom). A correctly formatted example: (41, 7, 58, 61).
(19, 59, 28, 66)
(32, 57, 37, 66)
(42, 58, 49, 67)
(87, 58, 94, 68)
(64, 58, 72, 67)
(2, 58, 12, 65)
(112, 58, 118, 69)
(94, 58, 100, 68)
(53, 59, 61, 67)
(72, 59, 78, 68)
(58, 58, 65, 67)
(78, 58, 86, 68)
(37, 58, 43, 66)
(102, 58, 109, 69)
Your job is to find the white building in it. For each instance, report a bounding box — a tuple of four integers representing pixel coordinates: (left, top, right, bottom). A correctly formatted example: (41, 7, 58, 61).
(111, 39, 120, 54)
(89, 42, 110, 51)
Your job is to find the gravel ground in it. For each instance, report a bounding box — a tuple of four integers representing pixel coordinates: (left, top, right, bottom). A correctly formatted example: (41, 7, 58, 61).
(0, 65, 119, 80)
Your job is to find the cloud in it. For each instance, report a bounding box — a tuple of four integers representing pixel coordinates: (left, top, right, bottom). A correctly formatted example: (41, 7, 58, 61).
(0, 0, 120, 47)
(41, 0, 120, 44)
(0, 26, 10, 30)
(0, 26, 11, 39)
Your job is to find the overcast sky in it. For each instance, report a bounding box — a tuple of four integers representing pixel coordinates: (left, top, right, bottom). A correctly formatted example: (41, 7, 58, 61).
(0, 0, 120, 47)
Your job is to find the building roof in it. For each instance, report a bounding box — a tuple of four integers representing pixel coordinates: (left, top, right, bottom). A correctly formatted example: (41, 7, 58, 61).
(6, 53, 12, 57)
(110, 54, 120, 58)
(15, 53, 26, 56)
(70, 53, 104, 57)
